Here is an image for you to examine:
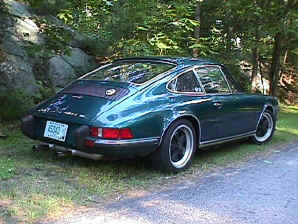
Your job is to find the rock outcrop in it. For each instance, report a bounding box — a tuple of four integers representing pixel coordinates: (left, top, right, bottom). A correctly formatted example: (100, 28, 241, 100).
(0, 0, 97, 97)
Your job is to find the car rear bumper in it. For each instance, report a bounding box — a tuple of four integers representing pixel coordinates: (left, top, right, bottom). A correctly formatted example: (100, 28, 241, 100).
(21, 115, 160, 158)
(82, 137, 160, 157)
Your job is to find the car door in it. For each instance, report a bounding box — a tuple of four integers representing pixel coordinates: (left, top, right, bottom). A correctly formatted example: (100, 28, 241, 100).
(221, 66, 262, 133)
(194, 66, 241, 140)
(167, 69, 219, 141)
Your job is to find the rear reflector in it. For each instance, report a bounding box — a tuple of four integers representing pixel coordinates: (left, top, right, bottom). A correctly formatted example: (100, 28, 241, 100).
(85, 139, 95, 148)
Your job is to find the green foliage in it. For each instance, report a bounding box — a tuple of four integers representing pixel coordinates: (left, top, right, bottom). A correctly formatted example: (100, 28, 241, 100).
(24, 0, 71, 15)
(79, 37, 112, 57)
(0, 49, 7, 63)
(0, 158, 16, 180)
(0, 90, 34, 121)
(128, 0, 199, 56)
(24, 0, 297, 99)
(35, 18, 72, 56)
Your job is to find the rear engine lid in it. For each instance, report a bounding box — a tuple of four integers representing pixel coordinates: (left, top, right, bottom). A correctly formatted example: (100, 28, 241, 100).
(33, 80, 137, 123)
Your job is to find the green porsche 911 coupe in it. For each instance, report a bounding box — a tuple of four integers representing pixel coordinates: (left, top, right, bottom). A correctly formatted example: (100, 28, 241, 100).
(22, 57, 278, 172)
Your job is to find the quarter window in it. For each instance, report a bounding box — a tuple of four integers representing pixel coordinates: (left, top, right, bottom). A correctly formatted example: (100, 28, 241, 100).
(221, 66, 242, 92)
(168, 71, 202, 93)
(195, 67, 230, 94)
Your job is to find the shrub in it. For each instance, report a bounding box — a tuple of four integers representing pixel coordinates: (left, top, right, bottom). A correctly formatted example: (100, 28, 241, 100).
(0, 90, 34, 121)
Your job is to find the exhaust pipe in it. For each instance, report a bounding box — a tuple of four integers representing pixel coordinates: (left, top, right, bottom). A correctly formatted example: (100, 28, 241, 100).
(33, 143, 104, 161)
(70, 149, 104, 160)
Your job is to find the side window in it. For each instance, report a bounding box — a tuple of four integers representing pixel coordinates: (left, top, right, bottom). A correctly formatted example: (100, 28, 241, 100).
(195, 67, 230, 94)
(168, 71, 203, 93)
(221, 66, 242, 93)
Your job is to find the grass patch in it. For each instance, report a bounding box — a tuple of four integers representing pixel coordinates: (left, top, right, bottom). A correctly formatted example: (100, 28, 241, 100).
(0, 105, 297, 223)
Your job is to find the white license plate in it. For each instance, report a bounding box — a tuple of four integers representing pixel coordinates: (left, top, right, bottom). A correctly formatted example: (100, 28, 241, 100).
(44, 121, 68, 142)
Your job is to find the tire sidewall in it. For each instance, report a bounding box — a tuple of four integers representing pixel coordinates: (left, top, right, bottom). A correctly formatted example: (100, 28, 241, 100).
(159, 119, 197, 172)
(252, 111, 276, 144)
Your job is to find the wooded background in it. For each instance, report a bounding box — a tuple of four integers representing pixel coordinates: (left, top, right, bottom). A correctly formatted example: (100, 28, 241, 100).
(0, 0, 298, 120)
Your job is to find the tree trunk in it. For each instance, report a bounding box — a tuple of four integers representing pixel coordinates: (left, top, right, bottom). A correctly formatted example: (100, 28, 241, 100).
(269, 33, 282, 96)
(251, 27, 260, 92)
(193, 1, 201, 57)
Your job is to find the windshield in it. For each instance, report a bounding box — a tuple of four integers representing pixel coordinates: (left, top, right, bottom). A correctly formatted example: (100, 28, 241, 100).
(83, 61, 176, 84)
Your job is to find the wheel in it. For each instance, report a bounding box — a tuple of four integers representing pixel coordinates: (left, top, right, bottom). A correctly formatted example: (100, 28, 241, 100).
(251, 111, 275, 144)
(150, 119, 197, 173)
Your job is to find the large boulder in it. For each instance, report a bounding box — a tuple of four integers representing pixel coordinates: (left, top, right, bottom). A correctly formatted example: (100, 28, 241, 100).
(4, 0, 32, 18)
(48, 48, 97, 87)
(48, 56, 76, 87)
(0, 54, 38, 95)
(0, 0, 98, 97)
(62, 48, 96, 75)
(0, 0, 39, 95)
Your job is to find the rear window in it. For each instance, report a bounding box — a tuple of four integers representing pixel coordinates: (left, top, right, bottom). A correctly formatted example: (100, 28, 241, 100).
(84, 61, 176, 84)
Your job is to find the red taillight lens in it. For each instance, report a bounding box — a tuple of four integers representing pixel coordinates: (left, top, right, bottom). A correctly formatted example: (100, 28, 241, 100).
(91, 127, 102, 137)
(90, 127, 133, 139)
(103, 128, 120, 139)
(91, 127, 98, 137)
(119, 128, 133, 139)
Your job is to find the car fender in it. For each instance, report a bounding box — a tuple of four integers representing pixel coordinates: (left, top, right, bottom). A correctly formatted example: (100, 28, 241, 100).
(159, 111, 202, 146)
(256, 99, 279, 130)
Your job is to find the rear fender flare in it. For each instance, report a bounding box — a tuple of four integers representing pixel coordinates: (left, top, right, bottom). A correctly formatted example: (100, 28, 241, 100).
(256, 103, 277, 131)
(159, 113, 201, 146)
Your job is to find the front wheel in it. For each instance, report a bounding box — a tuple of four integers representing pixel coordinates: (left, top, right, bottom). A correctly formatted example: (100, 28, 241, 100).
(251, 111, 275, 144)
(150, 119, 197, 173)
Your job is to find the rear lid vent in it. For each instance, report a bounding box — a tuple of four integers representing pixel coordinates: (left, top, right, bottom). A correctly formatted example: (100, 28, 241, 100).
(62, 82, 130, 101)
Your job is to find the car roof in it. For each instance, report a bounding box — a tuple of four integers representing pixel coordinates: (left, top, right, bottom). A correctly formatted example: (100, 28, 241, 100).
(114, 56, 221, 67)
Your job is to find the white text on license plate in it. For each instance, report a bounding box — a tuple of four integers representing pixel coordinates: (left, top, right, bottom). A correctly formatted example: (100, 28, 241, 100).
(44, 121, 68, 142)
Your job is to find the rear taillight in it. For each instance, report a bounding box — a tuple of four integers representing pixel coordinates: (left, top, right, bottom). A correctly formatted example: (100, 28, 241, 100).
(90, 127, 133, 140)
(91, 127, 102, 137)
(119, 128, 133, 139)
(103, 128, 120, 139)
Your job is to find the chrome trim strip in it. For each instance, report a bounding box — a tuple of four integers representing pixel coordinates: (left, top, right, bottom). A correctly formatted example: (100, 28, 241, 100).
(159, 114, 202, 147)
(200, 131, 256, 148)
(167, 65, 233, 96)
(218, 66, 232, 93)
(95, 137, 160, 145)
(193, 65, 233, 95)
(78, 63, 112, 80)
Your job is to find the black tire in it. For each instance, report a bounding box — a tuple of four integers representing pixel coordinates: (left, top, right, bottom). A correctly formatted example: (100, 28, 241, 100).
(149, 119, 197, 173)
(250, 110, 276, 144)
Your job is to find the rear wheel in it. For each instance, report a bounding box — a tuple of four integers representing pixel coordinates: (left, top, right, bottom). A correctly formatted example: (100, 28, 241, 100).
(150, 119, 197, 173)
(251, 111, 275, 144)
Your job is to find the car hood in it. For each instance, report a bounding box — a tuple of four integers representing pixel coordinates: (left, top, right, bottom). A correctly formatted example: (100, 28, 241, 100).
(32, 80, 138, 124)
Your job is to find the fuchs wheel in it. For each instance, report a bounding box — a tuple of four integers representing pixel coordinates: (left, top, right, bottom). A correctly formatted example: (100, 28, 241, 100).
(150, 119, 197, 173)
(251, 111, 275, 144)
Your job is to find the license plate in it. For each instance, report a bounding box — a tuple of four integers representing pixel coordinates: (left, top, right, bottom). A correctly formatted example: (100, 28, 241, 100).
(44, 121, 68, 142)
